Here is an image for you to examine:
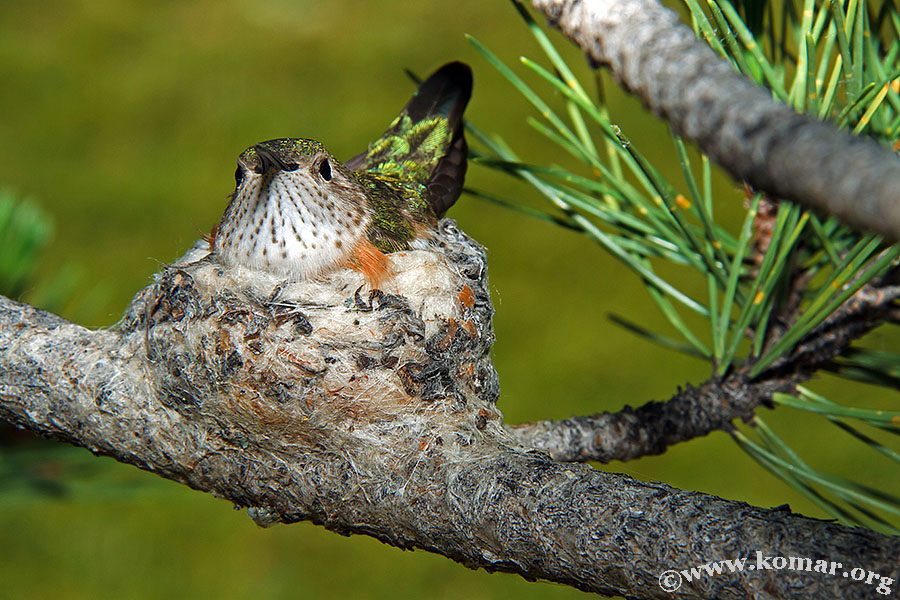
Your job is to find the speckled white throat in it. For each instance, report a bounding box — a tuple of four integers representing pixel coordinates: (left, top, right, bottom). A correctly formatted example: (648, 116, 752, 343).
(214, 149, 371, 281)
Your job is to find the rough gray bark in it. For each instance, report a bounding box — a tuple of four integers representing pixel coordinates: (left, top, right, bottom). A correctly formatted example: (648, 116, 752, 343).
(1, 222, 898, 600)
(530, 0, 900, 241)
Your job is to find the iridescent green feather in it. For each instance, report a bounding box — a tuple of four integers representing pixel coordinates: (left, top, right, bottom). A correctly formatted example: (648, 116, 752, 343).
(354, 171, 424, 252)
(345, 62, 472, 221)
(361, 115, 453, 186)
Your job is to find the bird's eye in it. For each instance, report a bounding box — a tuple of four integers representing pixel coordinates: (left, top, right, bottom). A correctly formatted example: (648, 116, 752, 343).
(234, 166, 244, 187)
(317, 158, 332, 182)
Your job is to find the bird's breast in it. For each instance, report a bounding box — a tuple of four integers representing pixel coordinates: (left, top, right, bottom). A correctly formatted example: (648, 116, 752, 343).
(215, 176, 371, 281)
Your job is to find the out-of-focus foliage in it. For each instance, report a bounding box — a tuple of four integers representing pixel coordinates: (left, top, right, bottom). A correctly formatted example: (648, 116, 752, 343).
(0, 189, 52, 299)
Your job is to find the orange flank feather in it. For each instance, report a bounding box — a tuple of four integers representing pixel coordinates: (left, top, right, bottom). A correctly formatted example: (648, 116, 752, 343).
(344, 238, 393, 288)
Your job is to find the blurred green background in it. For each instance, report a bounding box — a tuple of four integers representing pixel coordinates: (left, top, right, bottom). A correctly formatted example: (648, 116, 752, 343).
(0, 1, 897, 598)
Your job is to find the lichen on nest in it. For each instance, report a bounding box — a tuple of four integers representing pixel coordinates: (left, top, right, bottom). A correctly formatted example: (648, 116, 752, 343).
(118, 220, 506, 486)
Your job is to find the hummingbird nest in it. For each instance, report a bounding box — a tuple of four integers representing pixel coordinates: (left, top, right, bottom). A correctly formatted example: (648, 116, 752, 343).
(118, 219, 506, 523)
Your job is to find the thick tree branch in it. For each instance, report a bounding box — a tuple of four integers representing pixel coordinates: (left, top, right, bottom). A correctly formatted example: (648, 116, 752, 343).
(530, 0, 900, 241)
(0, 222, 898, 599)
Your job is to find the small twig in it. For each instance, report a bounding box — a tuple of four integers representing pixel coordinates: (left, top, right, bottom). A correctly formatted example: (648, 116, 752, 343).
(508, 280, 900, 463)
(506, 370, 788, 462)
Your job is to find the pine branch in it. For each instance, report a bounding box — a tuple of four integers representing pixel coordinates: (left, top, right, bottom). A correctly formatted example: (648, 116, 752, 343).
(1, 224, 898, 599)
(529, 0, 900, 241)
(471, 0, 900, 533)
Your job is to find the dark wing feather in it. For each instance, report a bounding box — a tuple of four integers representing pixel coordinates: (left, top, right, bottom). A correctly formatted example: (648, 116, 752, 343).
(426, 130, 467, 218)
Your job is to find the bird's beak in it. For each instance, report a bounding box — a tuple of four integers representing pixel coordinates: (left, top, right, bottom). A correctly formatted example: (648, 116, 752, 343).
(253, 145, 289, 174)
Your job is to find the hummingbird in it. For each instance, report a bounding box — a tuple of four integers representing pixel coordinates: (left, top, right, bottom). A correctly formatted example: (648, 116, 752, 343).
(211, 61, 472, 287)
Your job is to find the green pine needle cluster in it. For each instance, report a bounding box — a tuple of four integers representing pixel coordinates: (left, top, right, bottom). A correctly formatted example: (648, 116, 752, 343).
(469, 0, 900, 533)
